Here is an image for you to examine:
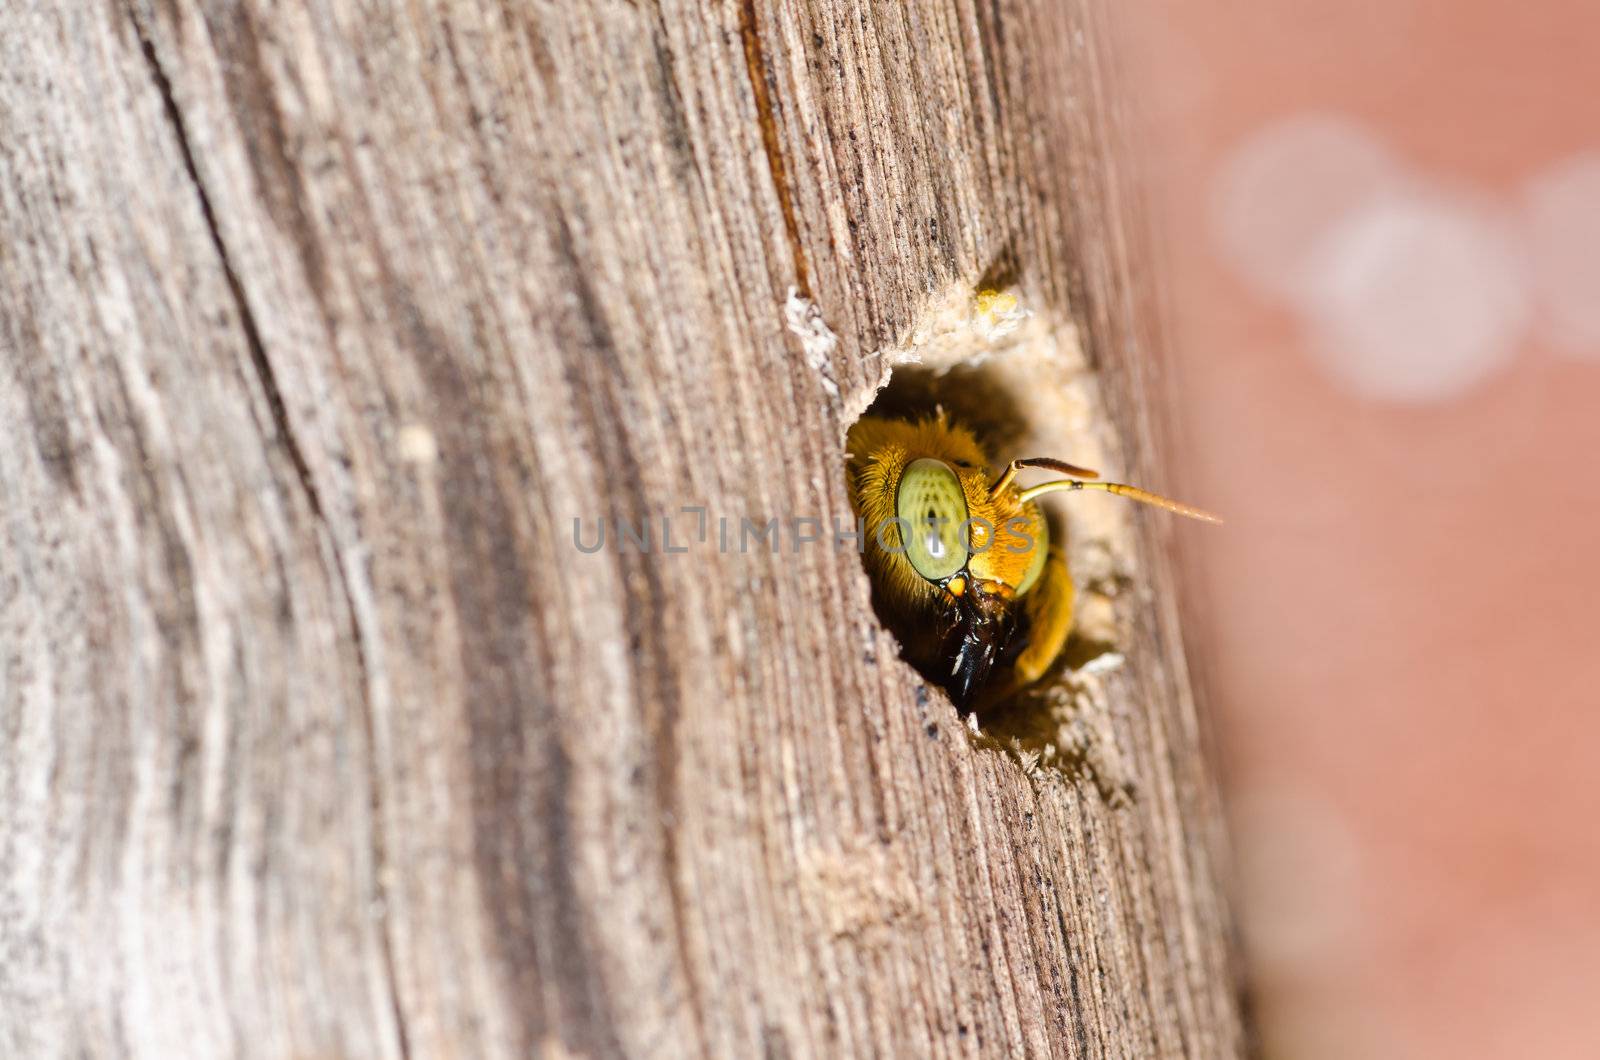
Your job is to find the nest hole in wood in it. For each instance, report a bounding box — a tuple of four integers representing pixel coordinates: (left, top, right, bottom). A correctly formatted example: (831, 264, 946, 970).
(846, 286, 1142, 800)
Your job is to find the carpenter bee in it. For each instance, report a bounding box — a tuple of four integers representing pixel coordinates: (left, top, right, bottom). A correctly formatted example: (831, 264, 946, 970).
(845, 413, 1219, 709)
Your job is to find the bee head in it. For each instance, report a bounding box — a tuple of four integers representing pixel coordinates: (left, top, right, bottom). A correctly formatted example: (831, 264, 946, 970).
(865, 447, 1045, 706)
(893, 457, 1044, 597)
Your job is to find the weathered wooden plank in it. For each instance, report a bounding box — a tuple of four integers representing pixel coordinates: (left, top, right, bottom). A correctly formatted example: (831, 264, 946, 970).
(0, 2, 1244, 1056)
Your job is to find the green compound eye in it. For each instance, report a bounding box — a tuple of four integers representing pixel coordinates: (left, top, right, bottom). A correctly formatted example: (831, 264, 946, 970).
(896, 458, 970, 582)
(1017, 512, 1049, 594)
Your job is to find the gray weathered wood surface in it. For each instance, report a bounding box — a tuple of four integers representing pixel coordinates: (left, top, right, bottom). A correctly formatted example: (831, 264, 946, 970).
(1, 2, 1244, 1056)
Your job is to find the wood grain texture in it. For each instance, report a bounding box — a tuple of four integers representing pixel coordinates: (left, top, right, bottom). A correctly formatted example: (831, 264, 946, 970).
(0, 2, 1245, 1057)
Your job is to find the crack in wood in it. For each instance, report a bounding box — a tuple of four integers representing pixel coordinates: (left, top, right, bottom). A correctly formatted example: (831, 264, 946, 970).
(127, 8, 412, 1058)
(737, 0, 811, 299)
(129, 7, 318, 522)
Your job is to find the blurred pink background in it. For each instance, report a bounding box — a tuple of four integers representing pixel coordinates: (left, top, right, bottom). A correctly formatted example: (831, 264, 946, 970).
(1117, 2, 1600, 1056)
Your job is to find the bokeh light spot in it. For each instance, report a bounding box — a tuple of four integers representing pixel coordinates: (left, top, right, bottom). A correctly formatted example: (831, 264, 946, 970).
(1523, 152, 1600, 357)
(1298, 189, 1529, 401)
(1212, 114, 1406, 300)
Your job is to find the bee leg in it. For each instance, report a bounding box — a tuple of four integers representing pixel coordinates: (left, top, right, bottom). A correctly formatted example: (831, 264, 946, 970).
(1011, 551, 1074, 689)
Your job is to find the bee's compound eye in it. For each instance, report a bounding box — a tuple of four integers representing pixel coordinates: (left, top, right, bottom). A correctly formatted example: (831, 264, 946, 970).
(1017, 510, 1049, 594)
(896, 458, 970, 582)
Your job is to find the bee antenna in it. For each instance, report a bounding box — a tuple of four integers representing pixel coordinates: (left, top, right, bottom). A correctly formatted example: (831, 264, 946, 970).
(1017, 478, 1223, 524)
(989, 456, 1100, 498)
